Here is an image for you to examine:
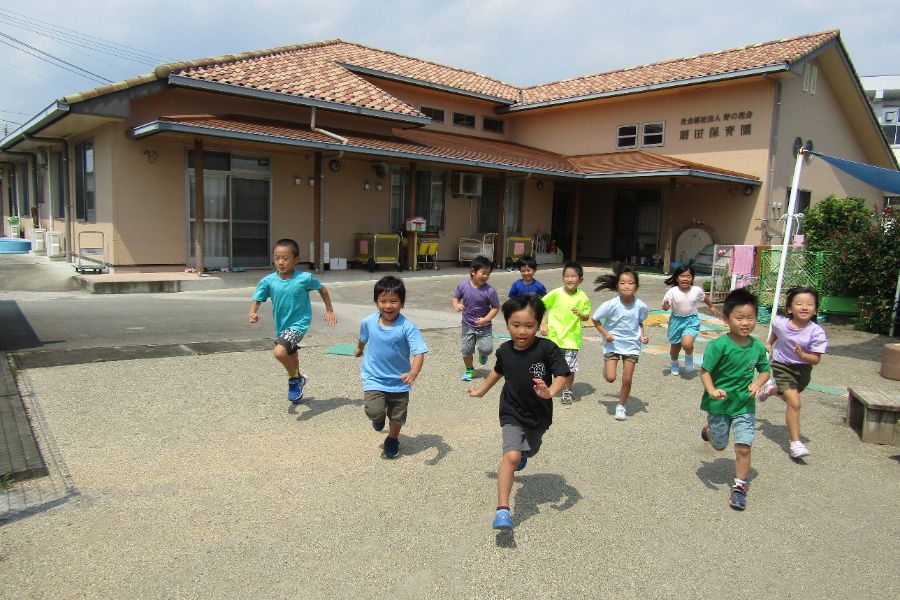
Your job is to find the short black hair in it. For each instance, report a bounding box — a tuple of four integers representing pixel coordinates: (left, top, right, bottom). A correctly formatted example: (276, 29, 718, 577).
(563, 261, 583, 278)
(516, 255, 537, 271)
(784, 286, 819, 316)
(722, 288, 758, 317)
(470, 255, 493, 274)
(502, 293, 546, 323)
(274, 238, 300, 257)
(374, 275, 406, 305)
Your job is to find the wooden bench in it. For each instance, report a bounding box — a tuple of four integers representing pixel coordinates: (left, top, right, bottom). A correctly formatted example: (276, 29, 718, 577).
(847, 387, 900, 445)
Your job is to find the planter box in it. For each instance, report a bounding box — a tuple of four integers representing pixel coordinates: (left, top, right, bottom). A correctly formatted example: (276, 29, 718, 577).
(820, 296, 859, 315)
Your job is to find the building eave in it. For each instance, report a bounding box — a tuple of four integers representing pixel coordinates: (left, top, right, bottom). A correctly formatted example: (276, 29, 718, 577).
(583, 169, 760, 186)
(167, 75, 432, 126)
(0, 100, 70, 149)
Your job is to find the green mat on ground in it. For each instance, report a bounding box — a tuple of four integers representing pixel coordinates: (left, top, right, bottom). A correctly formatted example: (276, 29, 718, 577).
(324, 343, 358, 356)
(806, 383, 846, 396)
(493, 332, 511, 339)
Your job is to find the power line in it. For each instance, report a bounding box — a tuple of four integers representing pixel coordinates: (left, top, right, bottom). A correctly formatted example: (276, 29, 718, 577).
(0, 8, 171, 64)
(0, 36, 109, 84)
(0, 31, 111, 84)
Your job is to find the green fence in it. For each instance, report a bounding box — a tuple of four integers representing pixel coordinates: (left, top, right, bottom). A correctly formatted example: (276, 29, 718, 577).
(756, 248, 832, 309)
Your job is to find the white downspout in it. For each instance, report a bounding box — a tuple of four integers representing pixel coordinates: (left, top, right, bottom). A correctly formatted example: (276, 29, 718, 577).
(310, 107, 349, 147)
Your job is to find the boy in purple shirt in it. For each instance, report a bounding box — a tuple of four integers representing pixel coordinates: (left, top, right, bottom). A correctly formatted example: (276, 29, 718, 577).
(451, 255, 500, 381)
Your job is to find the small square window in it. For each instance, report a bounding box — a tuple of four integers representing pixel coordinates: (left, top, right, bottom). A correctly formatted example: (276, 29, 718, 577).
(453, 112, 476, 128)
(483, 118, 504, 133)
(421, 106, 445, 123)
(617, 124, 637, 149)
(642, 122, 665, 147)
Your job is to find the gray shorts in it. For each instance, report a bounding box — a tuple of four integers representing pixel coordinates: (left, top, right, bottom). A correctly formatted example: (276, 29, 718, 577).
(562, 349, 579, 372)
(275, 329, 305, 354)
(364, 390, 409, 426)
(461, 324, 493, 358)
(501, 423, 545, 457)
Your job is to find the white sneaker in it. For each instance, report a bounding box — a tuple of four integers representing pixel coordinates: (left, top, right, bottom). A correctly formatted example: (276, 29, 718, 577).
(670, 361, 680, 376)
(756, 381, 777, 402)
(561, 389, 574, 405)
(789, 442, 811, 459)
(684, 356, 694, 372)
(614, 405, 627, 420)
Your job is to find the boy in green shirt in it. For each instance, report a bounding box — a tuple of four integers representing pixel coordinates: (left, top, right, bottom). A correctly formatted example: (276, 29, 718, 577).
(540, 262, 591, 405)
(699, 288, 770, 511)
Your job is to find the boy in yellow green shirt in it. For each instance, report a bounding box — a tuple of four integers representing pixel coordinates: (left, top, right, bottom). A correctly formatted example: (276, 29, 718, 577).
(540, 262, 591, 404)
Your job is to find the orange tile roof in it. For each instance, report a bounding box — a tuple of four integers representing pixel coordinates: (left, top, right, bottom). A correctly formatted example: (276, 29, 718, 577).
(67, 31, 838, 118)
(519, 31, 839, 106)
(146, 115, 758, 182)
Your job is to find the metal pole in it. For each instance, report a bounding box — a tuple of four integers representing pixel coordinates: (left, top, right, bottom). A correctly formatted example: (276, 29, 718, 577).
(768, 148, 805, 337)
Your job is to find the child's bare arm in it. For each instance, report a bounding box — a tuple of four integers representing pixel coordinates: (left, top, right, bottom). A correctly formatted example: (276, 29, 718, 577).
(475, 305, 499, 327)
(467, 370, 502, 397)
(540, 313, 549, 336)
(794, 347, 822, 365)
(401, 353, 426, 385)
(748, 370, 771, 397)
(700, 369, 726, 398)
(593, 319, 614, 342)
(248, 300, 261, 323)
(639, 322, 649, 345)
(541, 373, 572, 398)
(354, 339, 366, 358)
(317, 287, 337, 326)
(765, 332, 777, 353)
(451, 297, 464, 312)
(703, 294, 721, 315)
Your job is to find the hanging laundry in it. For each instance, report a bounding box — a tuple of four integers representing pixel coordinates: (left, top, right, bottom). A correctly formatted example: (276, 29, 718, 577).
(729, 245, 755, 277)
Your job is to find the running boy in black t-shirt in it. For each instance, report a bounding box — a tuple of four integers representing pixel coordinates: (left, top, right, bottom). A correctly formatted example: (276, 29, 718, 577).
(467, 294, 572, 530)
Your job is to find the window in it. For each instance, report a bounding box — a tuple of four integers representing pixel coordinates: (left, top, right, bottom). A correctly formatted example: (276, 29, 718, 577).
(477, 176, 523, 233)
(802, 64, 817, 94)
(881, 124, 900, 145)
(52, 151, 65, 219)
(617, 124, 637, 149)
(187, 150, 230, 171)
(74, 140, 95, 221)
(421, 106, 445, 123)
(453, 112, 476, 128)
(483, 117, 505, 134)
(390, 168, 446, 231)
(884, 196, 898, 208)
(786, 188, 812, 233)
(642, 122, 665, 147)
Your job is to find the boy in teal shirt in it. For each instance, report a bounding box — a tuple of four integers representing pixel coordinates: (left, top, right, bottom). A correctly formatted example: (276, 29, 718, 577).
(699, 288, 770, 511)
(540, 262, 591, 405)
(249, 238, 337, 404)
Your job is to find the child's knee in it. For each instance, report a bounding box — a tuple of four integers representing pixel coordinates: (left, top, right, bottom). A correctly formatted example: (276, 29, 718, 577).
(502, 450, 521, 465)
(604, 373, 616, 383)
(273, 345, 287, 359)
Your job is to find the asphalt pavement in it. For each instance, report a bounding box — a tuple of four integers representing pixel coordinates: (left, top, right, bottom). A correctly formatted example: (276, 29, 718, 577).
(0, 254, 898, 599)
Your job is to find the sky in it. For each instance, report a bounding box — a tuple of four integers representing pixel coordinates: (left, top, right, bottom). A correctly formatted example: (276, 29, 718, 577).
(1, 0, 898, 133)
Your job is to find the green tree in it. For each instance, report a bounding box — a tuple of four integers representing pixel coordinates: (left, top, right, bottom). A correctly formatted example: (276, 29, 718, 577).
(802, 195, 873, 252)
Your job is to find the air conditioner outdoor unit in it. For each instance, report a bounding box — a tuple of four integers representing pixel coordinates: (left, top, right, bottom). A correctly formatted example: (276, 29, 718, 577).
(454, 172, 482, 197)
(31, 228, 47, 254)
(47, 230, 65, 258)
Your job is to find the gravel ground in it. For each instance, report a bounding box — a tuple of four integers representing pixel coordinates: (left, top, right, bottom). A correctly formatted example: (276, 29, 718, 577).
(1, 268, 898, 599)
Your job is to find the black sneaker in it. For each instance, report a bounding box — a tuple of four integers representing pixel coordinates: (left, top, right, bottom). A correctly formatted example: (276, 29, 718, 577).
(516, 455, 528, 471)
(383, 435, 400, 459)
(372, 417, 385, 432)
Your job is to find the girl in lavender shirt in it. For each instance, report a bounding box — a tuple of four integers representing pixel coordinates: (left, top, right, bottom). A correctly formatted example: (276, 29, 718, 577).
(758, 286, 828, 459)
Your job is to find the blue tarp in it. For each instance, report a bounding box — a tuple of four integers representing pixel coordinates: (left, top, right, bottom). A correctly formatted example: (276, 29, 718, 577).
(810, 151, 900, 194)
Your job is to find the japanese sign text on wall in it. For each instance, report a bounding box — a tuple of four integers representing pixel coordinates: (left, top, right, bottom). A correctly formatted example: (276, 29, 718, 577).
(678, 111, 753, 141)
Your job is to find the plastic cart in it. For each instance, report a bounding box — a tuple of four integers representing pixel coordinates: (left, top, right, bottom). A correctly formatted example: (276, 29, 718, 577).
(354, 233, 402, 272)
(504, 235, 534, 268)
(74, 230, 108, 273)
(458, 233, 496, 266)
(415, 233, 440, 270)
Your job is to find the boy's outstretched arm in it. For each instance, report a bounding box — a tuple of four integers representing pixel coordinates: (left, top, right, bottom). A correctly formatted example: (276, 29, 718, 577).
(467, 370, 502, 397)
(248, 300, 261, 323)
(534, 373, 571, 399)
(317, 286, 337, 326)
(401, 353, 425, 385)
(747, 369, 770, 397)
(354, 339, 366, 358)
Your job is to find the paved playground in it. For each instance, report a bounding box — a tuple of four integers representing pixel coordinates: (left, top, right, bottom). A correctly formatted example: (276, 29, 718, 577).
(1, 266, 898, 598)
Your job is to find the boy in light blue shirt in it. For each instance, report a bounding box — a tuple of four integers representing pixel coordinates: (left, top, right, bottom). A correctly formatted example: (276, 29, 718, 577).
(249, 238, 336, 404)
(356, 276, 428, 459)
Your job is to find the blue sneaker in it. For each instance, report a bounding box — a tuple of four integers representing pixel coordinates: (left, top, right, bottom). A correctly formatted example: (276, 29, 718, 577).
(287, 374, 307, 404)
(516, 455, 528, 471)
(479, 353, 489, 366)
(730, 480, 748, 511)
(372, 416, 385, 432)
(461, 368, 474, 381)
(383, 435, 400, 458)
(492, 508, 513, 530)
